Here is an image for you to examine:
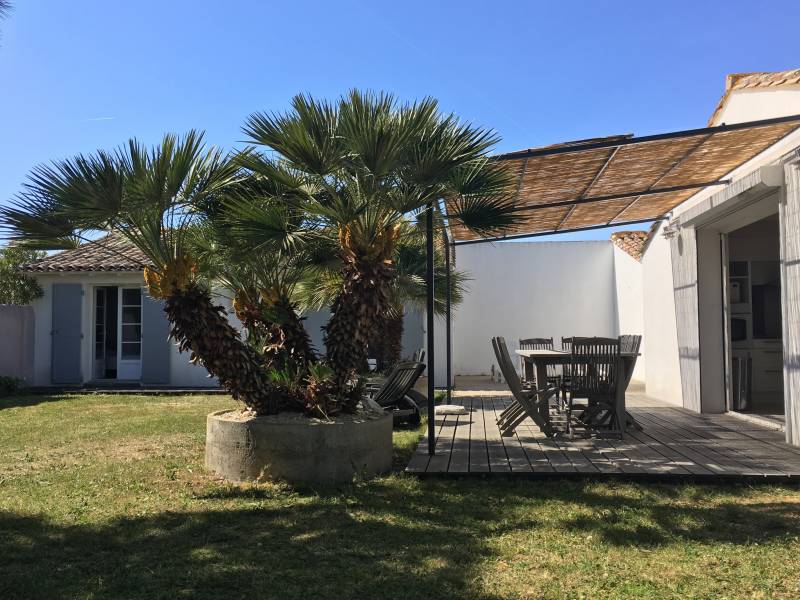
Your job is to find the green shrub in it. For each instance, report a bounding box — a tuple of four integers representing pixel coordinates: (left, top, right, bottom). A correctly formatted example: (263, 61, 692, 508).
(0, 376, 25, 397)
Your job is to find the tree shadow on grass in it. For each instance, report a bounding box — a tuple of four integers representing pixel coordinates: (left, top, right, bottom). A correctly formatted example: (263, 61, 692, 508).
(2, 479, 800, 599)
(0, 481, 504, 600)
(492, 481, 800, 548)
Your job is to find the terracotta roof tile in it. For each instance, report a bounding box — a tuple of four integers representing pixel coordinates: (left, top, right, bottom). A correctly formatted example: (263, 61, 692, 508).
(709, 68, 800, 125)
(610, 230, 648, 261)
(21, 233, 150, 272)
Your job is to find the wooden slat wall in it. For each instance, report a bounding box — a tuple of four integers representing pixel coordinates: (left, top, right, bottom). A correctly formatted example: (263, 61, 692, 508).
(780, 162, 800, 446)
(670, 226, 702, 412)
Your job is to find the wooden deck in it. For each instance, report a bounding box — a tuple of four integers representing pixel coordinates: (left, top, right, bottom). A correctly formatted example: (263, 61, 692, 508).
(406, 396, 800, 480)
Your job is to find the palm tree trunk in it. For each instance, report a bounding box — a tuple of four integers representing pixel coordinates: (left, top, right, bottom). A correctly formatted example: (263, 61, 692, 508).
(383, 309, 404, 367)
(323, 259, 394, 406)
(369, 309, 404, 371)
(165, 283, 291, 414)
(235, 296, 316, 372)
(261, 296, 316, 371)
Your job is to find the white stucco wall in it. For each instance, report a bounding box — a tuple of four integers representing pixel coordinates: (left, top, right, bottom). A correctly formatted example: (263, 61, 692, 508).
(612, 246, 645, 382)
(442, 241, 618, 378)
(640, 223, 683, 405)
(713, 88, 800, 126)
(0, 305, 35, 382)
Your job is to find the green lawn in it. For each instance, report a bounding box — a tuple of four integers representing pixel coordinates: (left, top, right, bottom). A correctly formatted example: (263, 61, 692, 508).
(1, 394, 800, 599)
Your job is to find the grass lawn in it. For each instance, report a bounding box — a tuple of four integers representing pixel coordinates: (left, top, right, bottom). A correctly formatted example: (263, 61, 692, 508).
(1, 394, 800, 599)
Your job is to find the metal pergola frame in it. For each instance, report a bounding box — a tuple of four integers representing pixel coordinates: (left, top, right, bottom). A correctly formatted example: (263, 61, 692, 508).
(424, 112, 800, 455)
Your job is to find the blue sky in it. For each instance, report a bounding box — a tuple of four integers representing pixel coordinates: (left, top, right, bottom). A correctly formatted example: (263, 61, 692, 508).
(1, 0, 798, 241)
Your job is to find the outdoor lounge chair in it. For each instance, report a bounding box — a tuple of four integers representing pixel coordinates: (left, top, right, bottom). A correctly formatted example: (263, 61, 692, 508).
(491, 337, 558, 437)
(367, 361, 426, 427)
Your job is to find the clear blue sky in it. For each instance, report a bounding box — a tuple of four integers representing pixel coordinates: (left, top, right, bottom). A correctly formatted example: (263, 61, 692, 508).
(1, 0, 798, 241)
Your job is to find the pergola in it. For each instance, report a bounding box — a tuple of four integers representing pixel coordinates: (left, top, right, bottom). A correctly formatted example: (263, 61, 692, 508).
(424, 113, 800, 454)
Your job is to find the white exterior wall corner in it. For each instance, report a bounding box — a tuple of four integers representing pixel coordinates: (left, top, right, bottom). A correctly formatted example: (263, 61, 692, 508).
(612, 246, 645, 381)
(779, 162, 800, 445)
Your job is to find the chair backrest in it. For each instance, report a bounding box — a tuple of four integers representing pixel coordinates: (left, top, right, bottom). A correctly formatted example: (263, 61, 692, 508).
(411, 347, 426, 363)
(561, 337, 573, 353)
(491, 337, 526, 401)
(619, 334, 642, 355)
(520, 337, 557, 377)
(373, 361, 426, 406)
(568, 337, 620, 396)
(519, 337, 554, 351)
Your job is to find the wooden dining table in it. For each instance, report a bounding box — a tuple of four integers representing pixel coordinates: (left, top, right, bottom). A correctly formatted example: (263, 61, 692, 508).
(515, 348, 640, 434)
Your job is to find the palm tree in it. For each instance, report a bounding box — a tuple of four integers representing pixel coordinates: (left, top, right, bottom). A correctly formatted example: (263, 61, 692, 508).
(240, 91, 518, 402)
(299, 217, 467, 371)
(190, 213, 318, 373)
(1, 131, 290, 415)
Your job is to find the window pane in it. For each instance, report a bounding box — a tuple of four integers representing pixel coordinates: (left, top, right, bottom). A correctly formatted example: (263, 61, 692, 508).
(122, 324, 141, 342)
(122, 307, 141, 324)
(121, 342, 141, 359)
(122, 288, 141, 306)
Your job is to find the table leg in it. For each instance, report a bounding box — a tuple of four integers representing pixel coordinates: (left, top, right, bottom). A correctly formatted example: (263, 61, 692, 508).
(524, 357, 534, 383)
(534, 359, 550, 423)
(615, 357, 633, 436)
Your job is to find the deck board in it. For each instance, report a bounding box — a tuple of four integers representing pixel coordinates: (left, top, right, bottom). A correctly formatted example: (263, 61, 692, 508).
(408, 397, 800, 480)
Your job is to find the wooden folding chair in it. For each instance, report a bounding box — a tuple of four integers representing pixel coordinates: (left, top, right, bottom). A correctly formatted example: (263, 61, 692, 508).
(565, 337, 622, 437)
(518, 337, 560, 389)
(491, 337, 557, 437)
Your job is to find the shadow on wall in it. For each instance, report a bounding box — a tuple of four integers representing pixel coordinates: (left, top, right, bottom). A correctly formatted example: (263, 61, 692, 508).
(0, 306, 34, 383)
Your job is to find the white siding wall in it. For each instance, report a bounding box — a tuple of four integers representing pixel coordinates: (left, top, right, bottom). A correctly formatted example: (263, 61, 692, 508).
(612, 246, 645, 381)
(438, 241, 618, 379)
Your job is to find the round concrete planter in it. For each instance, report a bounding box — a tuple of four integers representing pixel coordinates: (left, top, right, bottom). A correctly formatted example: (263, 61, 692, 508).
(205, 409, 393, 486)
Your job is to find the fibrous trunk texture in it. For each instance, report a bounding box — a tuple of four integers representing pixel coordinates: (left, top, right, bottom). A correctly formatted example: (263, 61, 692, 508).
(261, 296, 316, 371)
(324, 258, 394, 402)
(234, 296, 316, 372)
(369, 309, 404, 371)
(165, 283, 290, 414)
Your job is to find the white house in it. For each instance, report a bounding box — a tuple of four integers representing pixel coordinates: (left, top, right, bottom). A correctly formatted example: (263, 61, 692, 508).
(18, 232, 427, 389)
(441, 68, 800, 447)
(20, 234, 227, 388)
(14, 67, 800, 448)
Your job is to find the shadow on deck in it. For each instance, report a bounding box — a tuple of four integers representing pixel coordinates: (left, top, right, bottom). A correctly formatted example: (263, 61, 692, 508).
(407, 381, 800, 482)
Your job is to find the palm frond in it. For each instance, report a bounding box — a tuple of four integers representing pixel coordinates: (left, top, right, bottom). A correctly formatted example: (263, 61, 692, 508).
(243, 94, 344, 176)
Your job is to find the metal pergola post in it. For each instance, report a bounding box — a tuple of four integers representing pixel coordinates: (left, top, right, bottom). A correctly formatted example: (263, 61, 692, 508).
(425, 200, 436, 455)
(444, 232, 453, 404)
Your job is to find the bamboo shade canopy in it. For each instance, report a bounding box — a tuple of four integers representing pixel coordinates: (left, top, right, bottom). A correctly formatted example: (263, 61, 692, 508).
(448, 114, 800, 243)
